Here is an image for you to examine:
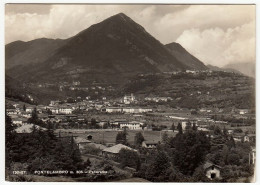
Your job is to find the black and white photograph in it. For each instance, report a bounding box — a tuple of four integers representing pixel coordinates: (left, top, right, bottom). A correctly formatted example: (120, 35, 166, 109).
(4, 3, 256, 183)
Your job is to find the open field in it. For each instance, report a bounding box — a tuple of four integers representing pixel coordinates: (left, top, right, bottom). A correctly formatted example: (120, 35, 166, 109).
(56, 129, 177, 144)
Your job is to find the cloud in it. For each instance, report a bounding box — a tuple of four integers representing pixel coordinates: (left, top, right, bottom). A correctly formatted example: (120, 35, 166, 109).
(176, 21, 255, 67)
(5, 4, 51, 15)
(5, 4, 255, 67)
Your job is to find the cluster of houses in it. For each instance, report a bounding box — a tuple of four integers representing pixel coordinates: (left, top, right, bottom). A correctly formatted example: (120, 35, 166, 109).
(122, 94, 136, 104)
(8, 100, 255, 181)
(72, 132, 225, 180)
(144, 96, 173, 102)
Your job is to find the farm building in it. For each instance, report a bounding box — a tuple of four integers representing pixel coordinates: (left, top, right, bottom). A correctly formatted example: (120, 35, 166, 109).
(203, 162, 221, 180)
(73, 137, 91, 150)
(102, 144, 136, 158)
(141, 141, 158, 148)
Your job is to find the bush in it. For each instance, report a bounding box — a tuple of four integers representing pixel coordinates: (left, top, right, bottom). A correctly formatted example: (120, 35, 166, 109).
(227, 154, 241, 166)
(118, 148, 140, 170)
(82, 145, 102, 155)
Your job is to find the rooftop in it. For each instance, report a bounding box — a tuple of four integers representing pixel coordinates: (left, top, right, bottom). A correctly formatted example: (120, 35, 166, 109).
(74, 137, 91, 144)
(102, 144, 136, 154)
(203, 162, 222, 170)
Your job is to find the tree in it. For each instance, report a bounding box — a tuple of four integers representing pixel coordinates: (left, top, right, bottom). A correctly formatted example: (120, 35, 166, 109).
(116, 130, 128, 145)
(28, 107, 38, 124)
(192, 165, 210, 182)
(151, 151, 171, 180)
(226, 136, 236, 149)
(67, 97, 75, 103)
(134, 132, 144, 147)
(47, 121, 56, 140)
(171, 123, 175, 132)
(192, 122, 197, 131)
(172, 130, 210, 175)
(222, 145, 229, 165)
(90, 118, 97, 129)
(85, 158, 91, 167)
(5, 114, 17, 167)
(227, 153, 241, 166)
(118, 148, 140, 171)
(185, 122, 192, 130)
(46, 109, 52, 115)
(177, 123, 183, 134)
(211, 152, 224, 166)
(162, 131, 169, 144)
(7, 125, 84, 173)
(223, 126, 227, 136)
(234, 128, 243, 133)
(214, 125, 222, 135)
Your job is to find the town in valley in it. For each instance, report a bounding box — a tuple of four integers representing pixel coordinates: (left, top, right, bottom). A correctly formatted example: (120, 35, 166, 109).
(5, 6, 256, 183)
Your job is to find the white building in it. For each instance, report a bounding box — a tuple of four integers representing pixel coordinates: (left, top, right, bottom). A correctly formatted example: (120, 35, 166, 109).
(145, 97, 170, 102)
(203, 162, 221, 180)
(51, 107, 59, 114)
(239, 109, 249, 115)
(103, 107, 152, 114)
(122, 107, 152, 113)
(123, 94, 135, 104)
(6, 109, 17, 115)
(73, 81, 80, 86)
(50, 100, 61, 106)
(120, 121, 142, 130)
(12, 117, 27, 126)
(25, 107, 35, 113)
(104, 107, 122, 113)
(59, 107, 73, 114)
(186, 70, 196, 74)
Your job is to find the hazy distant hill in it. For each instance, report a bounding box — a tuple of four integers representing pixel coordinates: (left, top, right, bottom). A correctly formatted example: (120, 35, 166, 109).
(207, 64, 245, 75)
(224, 62, 255, 78)
(165, 42, 207, 70)
(6, 13, 207, 83)
(207, 64, 223, 71)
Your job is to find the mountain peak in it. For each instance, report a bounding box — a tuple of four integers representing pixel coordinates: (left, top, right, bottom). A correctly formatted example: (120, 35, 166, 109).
(105, 12, 133, 24)
(114, 12, 128, 18)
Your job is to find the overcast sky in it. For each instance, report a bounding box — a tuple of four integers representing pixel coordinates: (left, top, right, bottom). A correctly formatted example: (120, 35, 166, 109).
(5, 4, 255, 67)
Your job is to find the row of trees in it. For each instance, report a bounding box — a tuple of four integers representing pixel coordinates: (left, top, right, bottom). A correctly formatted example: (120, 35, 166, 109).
(6, 113, 84, 175)
(113, 123, 254, 182)
(133, 129, 211, 182)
